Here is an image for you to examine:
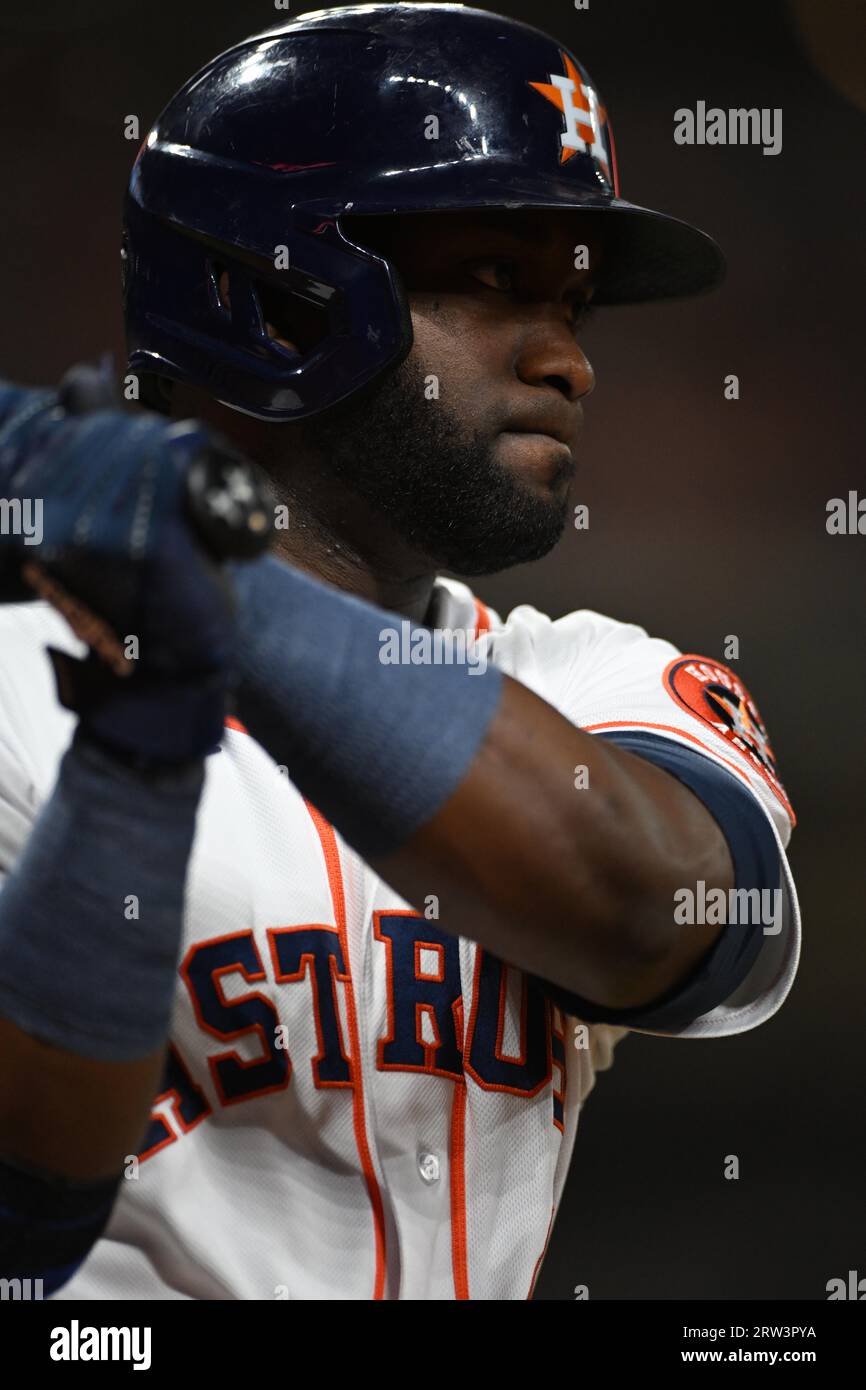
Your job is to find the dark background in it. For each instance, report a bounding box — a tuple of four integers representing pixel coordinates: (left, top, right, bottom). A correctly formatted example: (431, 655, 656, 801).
(1, 0, 863, 1299)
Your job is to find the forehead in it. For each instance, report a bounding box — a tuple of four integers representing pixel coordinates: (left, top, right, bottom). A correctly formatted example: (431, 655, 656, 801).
(344, 207, 601, 259)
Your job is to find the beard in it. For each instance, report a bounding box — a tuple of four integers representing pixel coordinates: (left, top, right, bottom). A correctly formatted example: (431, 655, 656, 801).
(292, 354, 573, 576)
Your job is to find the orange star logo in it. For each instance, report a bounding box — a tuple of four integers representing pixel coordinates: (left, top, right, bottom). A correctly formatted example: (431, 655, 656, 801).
(529, 50, 611, 179)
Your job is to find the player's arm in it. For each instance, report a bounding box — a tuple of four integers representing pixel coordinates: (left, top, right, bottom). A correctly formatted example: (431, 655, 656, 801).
(375, 676, 735, 1010)
(0, 739, 206, 1179)
(230, 558, 760, 1014)
(0, 379, 263, 1288)
(0, 739, 205, 1291)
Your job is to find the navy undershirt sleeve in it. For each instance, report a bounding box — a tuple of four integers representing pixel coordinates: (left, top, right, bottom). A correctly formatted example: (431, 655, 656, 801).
(534, 731, 781, 1032)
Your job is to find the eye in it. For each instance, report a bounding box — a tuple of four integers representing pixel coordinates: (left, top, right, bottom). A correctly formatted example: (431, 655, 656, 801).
(467, 260, 597, 332)
(467, 259, 516, 292)
(568, 300, 597, 334)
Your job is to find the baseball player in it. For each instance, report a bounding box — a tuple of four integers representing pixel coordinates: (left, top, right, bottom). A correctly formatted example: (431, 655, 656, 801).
(0, 4, 799, 1300)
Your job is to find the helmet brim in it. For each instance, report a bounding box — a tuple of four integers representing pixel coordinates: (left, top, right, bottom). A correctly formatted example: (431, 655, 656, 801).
(334, 162, 725, 305)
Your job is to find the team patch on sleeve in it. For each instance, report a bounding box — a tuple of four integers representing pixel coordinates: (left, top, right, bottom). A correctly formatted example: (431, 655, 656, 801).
(662, 655, 794, 822)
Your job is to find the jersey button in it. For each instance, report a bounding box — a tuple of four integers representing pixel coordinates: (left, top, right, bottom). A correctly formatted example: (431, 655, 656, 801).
(417, 1151, 441, 1184)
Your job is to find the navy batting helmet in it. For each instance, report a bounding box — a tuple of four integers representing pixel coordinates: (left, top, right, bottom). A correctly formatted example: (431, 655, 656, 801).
(123, 2, 725, 422)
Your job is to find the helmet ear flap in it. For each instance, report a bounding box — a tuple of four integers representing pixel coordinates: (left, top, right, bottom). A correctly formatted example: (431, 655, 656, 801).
(207, 250, 334, 358)
(340, 221, 412, 364)
(124, 163, 412, 419)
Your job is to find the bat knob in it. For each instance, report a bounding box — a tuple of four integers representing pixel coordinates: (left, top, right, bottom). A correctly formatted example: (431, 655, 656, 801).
(184, 436, 275, 560)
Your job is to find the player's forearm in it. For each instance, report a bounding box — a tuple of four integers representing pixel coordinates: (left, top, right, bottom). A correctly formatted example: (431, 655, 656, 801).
(231, 557, 732, 1009)
(372, 676, 735, 1009)
(0, 1023, 166, 1179)
(0, 731, 204, 1180)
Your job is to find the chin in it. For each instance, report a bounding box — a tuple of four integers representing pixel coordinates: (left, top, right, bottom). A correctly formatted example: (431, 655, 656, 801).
(438, 511, 570, 578)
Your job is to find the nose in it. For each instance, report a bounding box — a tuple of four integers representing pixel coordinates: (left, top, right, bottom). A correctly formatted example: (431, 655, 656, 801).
(513, 314, 596, 403)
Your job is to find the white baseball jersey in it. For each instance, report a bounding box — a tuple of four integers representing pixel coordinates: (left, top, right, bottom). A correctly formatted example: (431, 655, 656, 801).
(0, 581, 800, 1300)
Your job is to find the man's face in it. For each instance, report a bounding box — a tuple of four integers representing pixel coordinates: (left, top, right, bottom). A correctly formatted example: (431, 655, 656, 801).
(294, 208, 598, 576)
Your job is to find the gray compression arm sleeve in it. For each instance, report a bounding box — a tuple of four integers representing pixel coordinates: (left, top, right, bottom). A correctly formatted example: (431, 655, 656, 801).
(0, 730, 203, 1060)
(231, 556, 504, 859)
